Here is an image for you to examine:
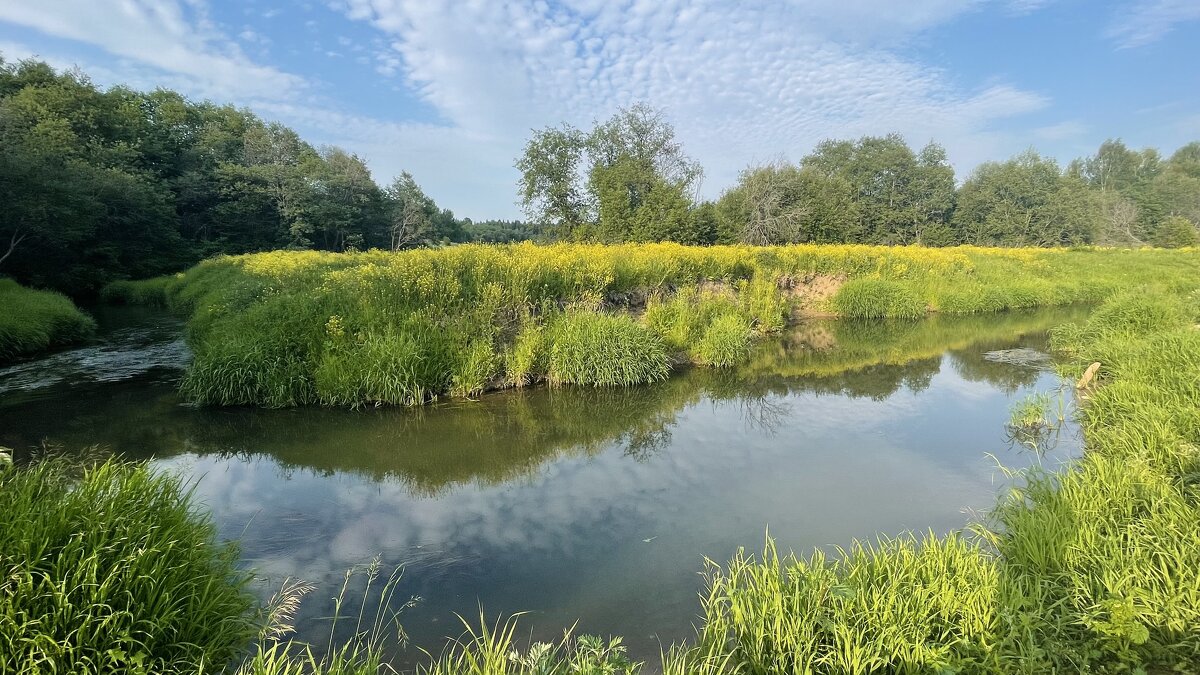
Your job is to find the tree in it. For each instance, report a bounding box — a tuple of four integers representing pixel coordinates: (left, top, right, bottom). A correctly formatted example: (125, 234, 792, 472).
(386, 172, 435, 250)
(953, 150, 1099, 247)
(516, 124, 589, 236)
(1152, 215, 1199, 248)
(515, 104, 702, 242)
(801, 134, 954, 244)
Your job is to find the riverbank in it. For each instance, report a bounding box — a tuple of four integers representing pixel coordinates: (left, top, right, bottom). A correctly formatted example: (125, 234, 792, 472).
(0, 278, 95, 365)
(4, 283, 1198, 672)
(104, 243, 1200, 408)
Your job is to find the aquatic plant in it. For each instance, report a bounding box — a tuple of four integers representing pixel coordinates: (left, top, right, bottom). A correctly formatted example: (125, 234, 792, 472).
(1008, 392, 1054, 429)
(0, 278, 96, 363)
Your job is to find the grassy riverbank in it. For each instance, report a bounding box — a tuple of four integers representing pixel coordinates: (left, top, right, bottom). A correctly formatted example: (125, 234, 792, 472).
(0, 279, 95, 364)
(6, 283, 1200, 673)
(105, 243, 1200, 408)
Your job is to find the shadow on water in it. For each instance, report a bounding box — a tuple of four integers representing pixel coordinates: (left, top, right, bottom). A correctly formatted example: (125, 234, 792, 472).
(0, 304, 1089, 664)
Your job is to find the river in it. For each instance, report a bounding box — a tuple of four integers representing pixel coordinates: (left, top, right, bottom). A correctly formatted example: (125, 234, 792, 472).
(0, 305, 1086, 665)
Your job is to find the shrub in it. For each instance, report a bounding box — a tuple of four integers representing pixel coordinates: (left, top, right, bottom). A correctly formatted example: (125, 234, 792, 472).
(831, 278, 926, 319)
(0, 458, 257, 673)
(548, 312, 670, 386)
(1153, 215, 1199, 249)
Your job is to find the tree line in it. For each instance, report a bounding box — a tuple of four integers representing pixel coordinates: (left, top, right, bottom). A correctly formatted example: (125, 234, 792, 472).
(518, 108, 1200, 250)
(0, 57, 519, 296)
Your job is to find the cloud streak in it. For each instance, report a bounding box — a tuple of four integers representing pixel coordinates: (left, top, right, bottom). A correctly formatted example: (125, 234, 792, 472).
(1107, 0, 1200, 48)
(0, 0, 305, 100)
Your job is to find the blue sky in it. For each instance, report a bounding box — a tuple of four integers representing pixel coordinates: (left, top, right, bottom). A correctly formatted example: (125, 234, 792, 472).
(1, 1, 1197, 220)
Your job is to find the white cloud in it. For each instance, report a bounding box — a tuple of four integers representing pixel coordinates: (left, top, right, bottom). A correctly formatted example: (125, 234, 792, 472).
(329, 0, 1048, 216)
(0, 0, 305, 100)
(2, 0, 1058, 219)
(1107, 0, 1200, 48)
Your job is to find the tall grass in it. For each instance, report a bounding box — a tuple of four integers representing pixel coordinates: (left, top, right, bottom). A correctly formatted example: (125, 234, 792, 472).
(104, 244, 1200, 408)
(686, 285, 1200, 673)
(0, 278, 96, 363)
(0, 456, 257, 674)
(547, 312, 670, 386)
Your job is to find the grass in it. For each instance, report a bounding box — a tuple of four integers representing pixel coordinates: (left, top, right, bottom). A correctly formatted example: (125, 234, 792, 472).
(104, 243, 1200, 408)
(0, 278, 96, 364)
(677, 285, 1200, 674)
(1009, 391, 1054, 429)
(830, 277, 927, 319)
(0, 456, 257, 674)
(547, 312, 671, 386)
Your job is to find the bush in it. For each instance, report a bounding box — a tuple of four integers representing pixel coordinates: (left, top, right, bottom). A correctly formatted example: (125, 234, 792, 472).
(831, 278, 926, 319)
(0, 278, 96, 363)
(1153, 215, 1199, 248)
(0, 458, 257, 673)
(548, 312, 670, 386)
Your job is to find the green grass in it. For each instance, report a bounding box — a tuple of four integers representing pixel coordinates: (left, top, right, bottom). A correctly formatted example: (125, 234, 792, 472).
(1009, 392, 1054, 428)
(680, 286, 1200, 674)
(0, 278, 96, 363)
(104, 244, 1200, 409)
(694, 313, 753, 366)
(11, 269, 1200, 673)
(547, 311, 671, 386)
(0, 456, 257, 674)
(830, 277, 927, 319)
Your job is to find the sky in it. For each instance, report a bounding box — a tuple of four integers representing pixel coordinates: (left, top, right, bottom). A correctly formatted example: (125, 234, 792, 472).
(0, 1, 1197, 221)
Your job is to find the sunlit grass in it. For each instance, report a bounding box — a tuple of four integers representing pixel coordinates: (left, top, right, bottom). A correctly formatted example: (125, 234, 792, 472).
(0, 456, 257, 673)
(104, 243, 1200, 408)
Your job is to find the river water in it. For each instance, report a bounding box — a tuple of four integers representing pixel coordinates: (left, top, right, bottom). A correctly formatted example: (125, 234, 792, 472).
(0, 305, 1086, 664)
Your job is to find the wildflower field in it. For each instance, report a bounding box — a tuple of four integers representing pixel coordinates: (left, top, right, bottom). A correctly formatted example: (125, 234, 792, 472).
(107, 242, 1200, 408)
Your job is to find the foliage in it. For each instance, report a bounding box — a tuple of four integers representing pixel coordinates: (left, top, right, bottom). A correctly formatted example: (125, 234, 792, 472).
(1152, 215, 1199, 248)
(0, 57, 466, 297)
(954, 150, 1100, 247)
(0, 278, 95, 363)
(0, 457, 257, 674)
(517, 104, 705, 243)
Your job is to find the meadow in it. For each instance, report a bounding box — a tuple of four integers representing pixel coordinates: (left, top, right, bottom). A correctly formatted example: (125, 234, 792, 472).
(0, 278, 96, 364)
(106, 242, 1200, 408)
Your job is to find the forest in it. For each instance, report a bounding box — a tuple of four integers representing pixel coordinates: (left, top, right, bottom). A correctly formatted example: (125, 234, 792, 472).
(2, 56, 1198, 300)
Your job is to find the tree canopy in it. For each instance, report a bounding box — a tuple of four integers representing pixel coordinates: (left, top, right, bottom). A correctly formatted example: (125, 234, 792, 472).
(0, 57, 472, 295)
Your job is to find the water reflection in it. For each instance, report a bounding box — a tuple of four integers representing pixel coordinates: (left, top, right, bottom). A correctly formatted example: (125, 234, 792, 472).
(0, 305, 1088, 663)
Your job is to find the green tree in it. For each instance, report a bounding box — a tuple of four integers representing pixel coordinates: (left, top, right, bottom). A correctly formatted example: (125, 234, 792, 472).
(801, 135, 955, 244)
(953, 150, 1099, 246)
(1152, 215, 1199, 248)
(516, 104, 701, 242)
